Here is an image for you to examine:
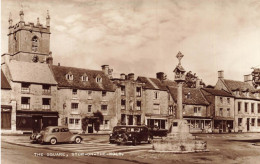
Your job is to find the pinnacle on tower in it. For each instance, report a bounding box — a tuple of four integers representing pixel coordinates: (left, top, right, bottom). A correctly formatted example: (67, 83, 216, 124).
(19, 5, 24, 22)
(8, 12, 13, 27)
(46, 10, 50, 27)
(37, 17, 40, 25)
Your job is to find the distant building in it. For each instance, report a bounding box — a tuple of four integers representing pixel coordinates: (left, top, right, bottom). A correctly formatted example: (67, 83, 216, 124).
(201, 88, 235, 133)
(215, 71, 260, 132)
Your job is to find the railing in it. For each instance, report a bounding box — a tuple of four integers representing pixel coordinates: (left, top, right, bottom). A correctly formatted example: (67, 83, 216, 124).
(136, 106, 141, 110)
(42, 89, 51, 95)
(21, 88, 30, 94)
(136, 92, 141, 97)
(21, 104, 30, 110)
(42, 105, 50, 110)
(121, 105, 126, 110)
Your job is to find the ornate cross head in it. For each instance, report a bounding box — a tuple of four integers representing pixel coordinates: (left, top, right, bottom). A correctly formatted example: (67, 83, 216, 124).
(176, 51, 184, 65)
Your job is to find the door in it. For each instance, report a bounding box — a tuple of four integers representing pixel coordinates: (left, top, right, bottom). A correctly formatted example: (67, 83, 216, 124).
(88, 124, 93, 133)
(247, 118, 250, 131)
(1, 112, 11, 129)
(32, 116, 42, 133)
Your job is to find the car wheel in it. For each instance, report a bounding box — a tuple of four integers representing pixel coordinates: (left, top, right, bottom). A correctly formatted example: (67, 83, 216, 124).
(75, 137, 82, 144)
(148, 136, 153, 144)
(50, 138, 57, 145)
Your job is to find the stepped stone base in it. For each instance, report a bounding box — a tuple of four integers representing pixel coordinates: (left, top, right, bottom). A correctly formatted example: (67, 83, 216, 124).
(151, 119, 208, 153)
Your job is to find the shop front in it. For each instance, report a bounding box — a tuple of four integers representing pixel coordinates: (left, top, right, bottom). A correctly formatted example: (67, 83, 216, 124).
(213, 117, 234, 133)
(16, 110, 59, 133)
(185, 117, 212, 133)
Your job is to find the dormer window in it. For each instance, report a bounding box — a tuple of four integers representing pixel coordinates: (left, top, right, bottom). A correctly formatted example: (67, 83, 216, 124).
(66, 73, 73, 81)
(185, 92, 191, 99)
(81, 75, 88, 82)
(96, 75, 102, 83)
(32, 36, 38, 52)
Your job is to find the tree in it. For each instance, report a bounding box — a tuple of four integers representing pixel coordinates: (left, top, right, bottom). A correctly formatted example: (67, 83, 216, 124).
(81, 110, 104, 134)
(184, 71, 206, 88)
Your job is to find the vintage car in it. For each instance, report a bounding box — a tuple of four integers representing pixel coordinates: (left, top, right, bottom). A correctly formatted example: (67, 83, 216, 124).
(30, 126, 82, 145)
(109, 125, 153, 146)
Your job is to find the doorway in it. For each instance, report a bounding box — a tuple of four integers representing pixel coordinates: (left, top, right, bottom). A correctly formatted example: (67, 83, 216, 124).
(32, 116, 42, 133)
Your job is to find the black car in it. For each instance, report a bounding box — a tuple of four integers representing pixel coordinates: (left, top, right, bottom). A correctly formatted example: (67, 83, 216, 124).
(109, 125, 153, 146)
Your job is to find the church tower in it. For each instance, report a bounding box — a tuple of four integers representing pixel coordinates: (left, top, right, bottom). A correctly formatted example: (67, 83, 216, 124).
(6, 9, 52, 63)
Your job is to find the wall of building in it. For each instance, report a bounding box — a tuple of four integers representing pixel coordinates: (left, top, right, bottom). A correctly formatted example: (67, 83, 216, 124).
(214, 96, 235, 118)
(57, 88, 117, 133)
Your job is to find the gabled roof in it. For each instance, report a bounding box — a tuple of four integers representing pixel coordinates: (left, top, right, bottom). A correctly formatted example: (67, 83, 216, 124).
(136, 76, 167, 91)
(223, 79, 255, 92)
(168, 86, 209, 105)
(50, 65, 115, 91)
(8, 60, 57, 85)
(1, 70, 11, 89)
(201, 88, 233, 97)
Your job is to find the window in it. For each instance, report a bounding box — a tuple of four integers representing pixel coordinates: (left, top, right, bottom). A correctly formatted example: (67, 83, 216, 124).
(75, 119, 80, 125)
(258, 104, 260, 113)
(136, 101, 141, 110)
(136, 87, 141, 97)
(69, 118, 74, 124)
(72, 89, 77, 95)
(52, 128, 59, 133)
(245, 103, 248, 113)
(238, 102, 241, 113)
(121, 99, 126, 110)
(169, 105, 174, 115)
(258, 119, 260, 126)
(102, 91, 106, 97)
(252, 118, 255, 126)
(88, 105, 92, 112)
(66, 74, 73, 80)
(251, 103, 255, 113)
(88, 90, 92, 99)
(21, 97, 30, 109)
(185, 92, 191, 99)
(238, 118, 242, 126)
(42, 85, 51, 94)
(21, 83, 30, 93)
(32, 36, 38, 52)
(71, 103, 78, 110)
(227, 108, 231, 117)
(104, 120, 109, 129)
(81, 75, 88, 82)
(194, 107, 201, 113)
(154, 91, 159, 99)
(101, 105, 108, 111)
(96, 76, 102, 83)
(227, 98, 230, 104)
(42, 98, 51, 110)
(121, 114, 126, 125)
(121, 86, 125, 96)
(219, 108, 223, 116)
(220, 97, 223, 103)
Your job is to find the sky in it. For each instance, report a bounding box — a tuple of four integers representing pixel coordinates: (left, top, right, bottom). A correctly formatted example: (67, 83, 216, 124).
(1, 0, 260, 86)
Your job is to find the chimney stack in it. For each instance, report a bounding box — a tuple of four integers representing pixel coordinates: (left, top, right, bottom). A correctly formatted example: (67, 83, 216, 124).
(244, 74, 253, 86)
(101, 65, 109, 75)
(156, 72, 167, 81)
(218, 70, 224, 79)
(120, 73, 126, 80)
(196, 78, 202, 88)
(128, 73, 135, 81)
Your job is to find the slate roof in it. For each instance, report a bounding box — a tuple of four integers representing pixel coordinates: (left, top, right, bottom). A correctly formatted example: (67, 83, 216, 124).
(223, 79, 255, 92)
(201, 88, 233, 97)
(1, 70, 11, 89)
(168, 86, 209, 105)
(8, 60, 57, 85)
(50, 65, 115, 91)
(136, 76, 167, 91)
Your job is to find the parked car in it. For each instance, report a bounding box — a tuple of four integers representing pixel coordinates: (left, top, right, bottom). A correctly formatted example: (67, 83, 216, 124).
(109, 125, 153, 146)
(30, 126, 82, 145)
(148, 126, 168, 137)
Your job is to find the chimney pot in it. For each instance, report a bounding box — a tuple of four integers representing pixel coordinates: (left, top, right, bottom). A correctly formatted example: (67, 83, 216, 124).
(156, 72, 166, 81)
(128, 73, 135, 81)
(120, 73, 126, 80)
(218, 70, 224, 79)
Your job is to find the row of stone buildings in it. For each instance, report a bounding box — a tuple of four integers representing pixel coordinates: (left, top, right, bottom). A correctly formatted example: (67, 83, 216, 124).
(1, 10, 260, 134)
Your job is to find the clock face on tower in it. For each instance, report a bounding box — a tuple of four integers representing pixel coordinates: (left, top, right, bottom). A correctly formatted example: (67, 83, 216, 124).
(32, 55, 39, 63)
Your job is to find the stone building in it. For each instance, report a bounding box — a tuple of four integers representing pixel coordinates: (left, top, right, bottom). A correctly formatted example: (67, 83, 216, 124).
(1, 10, 58, 134)
(136, 74, 171, 130)
(168, 86, 211, 133)
(1, 70, 17, 133)
(201, 88, 235, 133)
(112, 73, 144, 126)
(50, 65, 117, 133)
(215, 71, 260, 132)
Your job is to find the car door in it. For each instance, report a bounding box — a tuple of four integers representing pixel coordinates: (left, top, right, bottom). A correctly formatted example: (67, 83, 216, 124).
(51, 128, 61, 142)
(60, 128, 72, 142)
(140, 127, 148, 141)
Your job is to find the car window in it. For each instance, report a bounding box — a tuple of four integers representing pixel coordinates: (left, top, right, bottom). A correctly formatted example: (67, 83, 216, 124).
(60, 128, 69, 132)
(52, 128, 59, 133)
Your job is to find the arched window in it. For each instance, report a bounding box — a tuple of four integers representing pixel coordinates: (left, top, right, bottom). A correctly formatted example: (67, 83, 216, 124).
(32, 36, 38, 52)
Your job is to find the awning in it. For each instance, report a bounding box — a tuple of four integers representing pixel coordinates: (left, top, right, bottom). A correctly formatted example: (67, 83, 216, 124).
(16, 110, 59, 117)
(1, 105, 12, 109)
